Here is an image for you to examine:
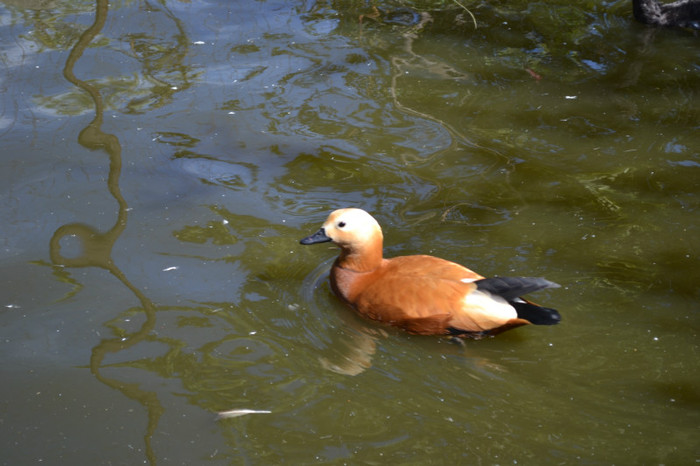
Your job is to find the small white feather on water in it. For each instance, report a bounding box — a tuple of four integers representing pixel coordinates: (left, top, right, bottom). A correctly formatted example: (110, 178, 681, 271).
(217, 409, 271, 419)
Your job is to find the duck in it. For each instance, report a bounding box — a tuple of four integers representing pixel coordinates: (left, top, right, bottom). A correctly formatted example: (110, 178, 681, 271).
(300, 208, 561, 338)
(632, 0, 700, 29)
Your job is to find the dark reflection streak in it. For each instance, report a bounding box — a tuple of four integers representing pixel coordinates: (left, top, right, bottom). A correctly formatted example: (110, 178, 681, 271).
(51, 1, 161, 464)
(618, 28, 659, 88)
(386, 15, 507, 161)
(125, 0, 191, 112)
(380, 14, 527, 213)
(0, 96, 18, 139)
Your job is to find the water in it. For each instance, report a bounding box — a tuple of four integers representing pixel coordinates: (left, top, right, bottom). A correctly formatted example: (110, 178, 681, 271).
(1, 0, 698, 464)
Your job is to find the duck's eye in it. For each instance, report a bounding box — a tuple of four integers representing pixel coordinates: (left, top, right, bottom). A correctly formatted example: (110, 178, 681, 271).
(337, 221, 346, 228)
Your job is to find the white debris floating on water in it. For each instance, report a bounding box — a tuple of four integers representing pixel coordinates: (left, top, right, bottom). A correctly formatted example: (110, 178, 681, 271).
(217, 409, 271, 420)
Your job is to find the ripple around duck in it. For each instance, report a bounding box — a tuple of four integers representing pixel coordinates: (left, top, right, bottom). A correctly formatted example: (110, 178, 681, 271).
(298, 254, 396, 376)
(171, 156, 256, 189)
(439, 202, 513, 227)
(298, 254, 336, 347)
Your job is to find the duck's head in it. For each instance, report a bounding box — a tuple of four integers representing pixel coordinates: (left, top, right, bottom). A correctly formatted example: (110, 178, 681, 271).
(300, 208, 383, 255)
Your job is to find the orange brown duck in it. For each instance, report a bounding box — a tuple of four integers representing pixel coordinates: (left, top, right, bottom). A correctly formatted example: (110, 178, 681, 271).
(300, 208, 561, 337)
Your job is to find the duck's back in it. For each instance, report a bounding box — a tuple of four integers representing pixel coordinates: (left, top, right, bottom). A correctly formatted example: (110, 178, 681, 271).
(331, 255, 508, 334)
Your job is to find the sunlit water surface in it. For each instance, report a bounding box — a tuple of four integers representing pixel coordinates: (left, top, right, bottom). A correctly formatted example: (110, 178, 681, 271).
(1, 0, 698, 464)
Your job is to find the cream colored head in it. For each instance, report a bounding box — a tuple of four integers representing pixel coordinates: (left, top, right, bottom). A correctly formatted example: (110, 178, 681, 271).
(321, 208, 383, 249)
(299, 208, 385, 272)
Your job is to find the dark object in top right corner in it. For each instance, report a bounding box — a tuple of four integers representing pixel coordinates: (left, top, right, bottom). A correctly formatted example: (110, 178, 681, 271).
(633, 0, 700, 29)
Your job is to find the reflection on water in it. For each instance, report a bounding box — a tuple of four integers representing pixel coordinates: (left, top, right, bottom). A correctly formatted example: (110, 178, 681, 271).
(1, 0, 698, 464)
(48, 0, 161, 462)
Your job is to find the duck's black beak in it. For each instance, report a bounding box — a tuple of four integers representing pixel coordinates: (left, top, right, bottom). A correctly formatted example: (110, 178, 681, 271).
(300, 228, 332, 245)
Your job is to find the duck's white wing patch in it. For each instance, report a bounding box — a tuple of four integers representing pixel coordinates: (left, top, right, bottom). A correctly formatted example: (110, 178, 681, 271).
(462, 290, 517, 323)
(460, 278, 478, 283)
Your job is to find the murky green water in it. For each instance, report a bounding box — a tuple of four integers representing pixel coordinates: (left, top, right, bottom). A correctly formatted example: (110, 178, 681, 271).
(1, 0, 698, 464)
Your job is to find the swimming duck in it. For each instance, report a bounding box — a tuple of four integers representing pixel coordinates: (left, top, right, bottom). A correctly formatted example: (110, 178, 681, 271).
(633, 0, 700, 29)
(300, 208, 561, 337)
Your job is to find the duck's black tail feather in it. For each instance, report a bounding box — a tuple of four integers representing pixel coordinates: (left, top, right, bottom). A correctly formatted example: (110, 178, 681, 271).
(475, 276, 560, 301)
(475, 276, 561, 325)
(512, 301, 561, 325)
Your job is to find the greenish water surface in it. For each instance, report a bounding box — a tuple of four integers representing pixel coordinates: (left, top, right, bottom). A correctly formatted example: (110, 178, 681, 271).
(1, 0, 698, 464)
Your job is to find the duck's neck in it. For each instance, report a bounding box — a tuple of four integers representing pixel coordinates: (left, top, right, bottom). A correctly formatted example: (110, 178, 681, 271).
(336, 240, 384, 273)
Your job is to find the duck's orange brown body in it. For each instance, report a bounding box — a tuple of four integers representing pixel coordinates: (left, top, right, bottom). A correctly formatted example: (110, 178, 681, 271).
(300, 208, 560, 337)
